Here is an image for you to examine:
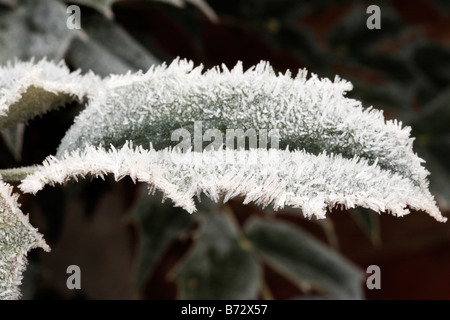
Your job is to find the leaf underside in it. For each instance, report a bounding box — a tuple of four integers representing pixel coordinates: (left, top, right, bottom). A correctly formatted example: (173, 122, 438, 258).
(131, 186, 195, 292)
(173, 209, 260, 299)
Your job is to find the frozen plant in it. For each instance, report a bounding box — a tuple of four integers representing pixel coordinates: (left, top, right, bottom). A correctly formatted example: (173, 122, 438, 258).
(0, 58, 446, 299)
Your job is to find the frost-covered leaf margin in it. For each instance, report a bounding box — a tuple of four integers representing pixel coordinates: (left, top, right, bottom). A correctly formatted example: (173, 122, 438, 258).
(19, 144, 446, 222)
(0, 179, 49, 300)
(0, 59, 99, 130)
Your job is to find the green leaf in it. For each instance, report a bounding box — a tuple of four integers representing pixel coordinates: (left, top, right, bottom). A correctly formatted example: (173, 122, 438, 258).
(245, 217, 364, 299)
(173, 209, 261, 299)
(0, 0, 77, 64)
(0, 180, 49, 300)
(66, 10, 159, 77)
(131, 186, 194, 293)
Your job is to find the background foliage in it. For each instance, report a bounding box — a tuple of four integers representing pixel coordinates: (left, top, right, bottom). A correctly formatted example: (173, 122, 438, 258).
(0, 0, 449, 299)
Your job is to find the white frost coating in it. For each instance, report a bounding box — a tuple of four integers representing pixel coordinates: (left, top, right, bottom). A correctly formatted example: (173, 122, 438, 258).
(0, 179, 50, 300)
(57, 59, 430, 199)
(20, 143, 446, 222)
(0, 59, 100, 129)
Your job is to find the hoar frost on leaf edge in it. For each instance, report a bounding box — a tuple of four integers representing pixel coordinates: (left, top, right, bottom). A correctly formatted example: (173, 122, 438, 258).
(0, 58, 100, 130)
(0, 178, 50, 300)
(19, 143, 446, 222)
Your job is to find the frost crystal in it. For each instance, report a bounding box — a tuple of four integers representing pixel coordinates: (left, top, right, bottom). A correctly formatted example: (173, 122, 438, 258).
(0, 59, 99, 130)
(0, 179, 50, 300)
(20, 143, 446, 222)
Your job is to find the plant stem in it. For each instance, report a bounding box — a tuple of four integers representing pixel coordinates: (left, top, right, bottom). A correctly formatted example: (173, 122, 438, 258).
(0, 166, 38, 182)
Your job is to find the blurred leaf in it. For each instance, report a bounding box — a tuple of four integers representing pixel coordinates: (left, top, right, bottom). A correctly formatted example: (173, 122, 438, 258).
(173, 209, 261, 299)
(66, 10, 159, 76)
(0, 0, 15, 7)
(65, 0, 114, 18)
(181, 0, 218, 22)
(66, 0, 217, 21)
(132, 187, 195, 293)
(355, 53, 413, 83)
(328, 5, 402, 54)
(314, 218, 339, 250)
(349, 80, 412, 112)
(245, 217, 364, 299)
(408, 87, 450, 136)
(1, 123, 24, 161)
(0, 0, 77, 64)
(275, 26, 326, 71)
(351, 207, 380, 244)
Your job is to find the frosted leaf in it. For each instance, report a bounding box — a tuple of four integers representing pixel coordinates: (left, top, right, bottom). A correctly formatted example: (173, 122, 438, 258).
(245, 217, 364, 299)
(19, 144, 446, 222)
(0, 59, 100, 130)
(57, 59, 431, 197)
(0, 0, 15, 7)
(0, 179, 50, 300)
